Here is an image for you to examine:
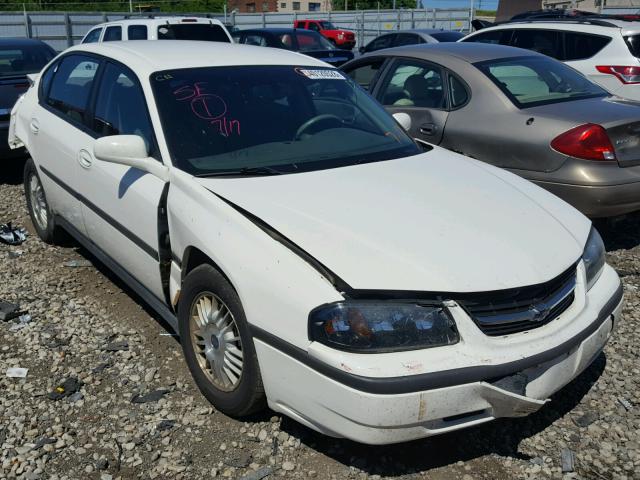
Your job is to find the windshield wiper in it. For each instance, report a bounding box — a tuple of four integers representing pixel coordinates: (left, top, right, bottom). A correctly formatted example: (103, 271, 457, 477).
(195, 166, 284, 177)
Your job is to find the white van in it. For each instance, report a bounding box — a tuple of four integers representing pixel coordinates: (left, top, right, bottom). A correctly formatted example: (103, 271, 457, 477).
(81, 17, 233, 44)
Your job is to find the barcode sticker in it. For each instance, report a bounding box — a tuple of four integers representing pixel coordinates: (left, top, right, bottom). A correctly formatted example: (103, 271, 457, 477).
(297, 69, 345, 80)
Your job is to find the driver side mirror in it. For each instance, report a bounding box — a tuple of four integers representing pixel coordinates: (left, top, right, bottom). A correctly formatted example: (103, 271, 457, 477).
(94, 135, 169, 182)
(358, 46, 366, 54)
(392, 112, 412, 131)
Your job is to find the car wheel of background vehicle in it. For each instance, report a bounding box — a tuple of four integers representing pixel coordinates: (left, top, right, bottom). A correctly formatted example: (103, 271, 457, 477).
(23, 158, 64, 244)
(178, 264, 266, 416)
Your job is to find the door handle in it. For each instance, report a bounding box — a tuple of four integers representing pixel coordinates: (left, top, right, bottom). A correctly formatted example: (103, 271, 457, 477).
(77, 150, 93, 169)
(29, 118, 39, 134)
(420, 123, 438, 135)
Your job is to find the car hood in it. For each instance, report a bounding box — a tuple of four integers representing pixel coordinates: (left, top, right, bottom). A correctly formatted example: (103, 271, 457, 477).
(197, 151, 588, 293)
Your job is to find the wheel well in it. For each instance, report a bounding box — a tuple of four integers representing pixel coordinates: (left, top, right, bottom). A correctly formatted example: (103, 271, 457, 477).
(181, 247, 235, 291)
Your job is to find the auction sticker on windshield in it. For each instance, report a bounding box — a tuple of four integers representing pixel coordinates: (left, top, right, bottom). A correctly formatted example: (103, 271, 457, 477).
(296, 68, 345, 80)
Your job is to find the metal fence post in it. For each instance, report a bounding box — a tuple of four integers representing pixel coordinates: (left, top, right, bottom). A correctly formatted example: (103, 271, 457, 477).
(431, 8, 436, 28)
(361, 10, 365, 47)
(64, 13, 73, 48)
(411, 9, 415, 29)
(396, 9, 400, 30)
(231, 11, 236, 27)
(262, 12, 266, 27)
(23, 11, 32, 38)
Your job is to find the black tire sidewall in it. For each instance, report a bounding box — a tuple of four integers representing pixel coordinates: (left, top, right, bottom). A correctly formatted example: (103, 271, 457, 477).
(23, 158, 56, 243)
(178, 264, 265, 416)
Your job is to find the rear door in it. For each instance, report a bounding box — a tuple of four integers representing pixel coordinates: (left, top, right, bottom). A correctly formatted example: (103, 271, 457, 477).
(374, 57, 449, 144)
(29, 53, 101, 234)
(77, 60, 167, 300)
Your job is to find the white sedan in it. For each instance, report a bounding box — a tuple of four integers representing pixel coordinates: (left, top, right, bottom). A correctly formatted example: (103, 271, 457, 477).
(9, 41, 623, 445)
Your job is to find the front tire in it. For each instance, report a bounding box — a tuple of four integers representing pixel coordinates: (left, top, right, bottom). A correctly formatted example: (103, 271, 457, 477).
(178, 264, 266, 416)
(23, 158, 63, 244)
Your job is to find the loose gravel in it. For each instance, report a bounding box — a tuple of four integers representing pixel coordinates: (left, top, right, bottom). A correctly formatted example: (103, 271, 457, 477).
(0, 161, 638, 480)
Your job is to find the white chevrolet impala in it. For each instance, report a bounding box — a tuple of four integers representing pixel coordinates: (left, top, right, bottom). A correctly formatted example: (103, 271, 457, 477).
(9, 41, 623, 444)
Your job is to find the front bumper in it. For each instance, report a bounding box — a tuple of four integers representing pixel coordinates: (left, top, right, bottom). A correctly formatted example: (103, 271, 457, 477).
(253, 264, 623, 444)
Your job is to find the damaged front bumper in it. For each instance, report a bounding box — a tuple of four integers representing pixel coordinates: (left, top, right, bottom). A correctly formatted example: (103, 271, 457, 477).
(253, 264, 623, 444)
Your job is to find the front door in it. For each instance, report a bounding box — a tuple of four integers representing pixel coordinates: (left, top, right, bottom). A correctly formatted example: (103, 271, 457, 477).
(375, 58, 449, 144)
(75, 60, 167, 301)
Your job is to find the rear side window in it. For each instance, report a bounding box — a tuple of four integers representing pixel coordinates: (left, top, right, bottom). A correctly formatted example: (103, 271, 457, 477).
(394, 33, 422, 47)
(157, 24, 230, 42)
(464, 29, 512, 45)
(365, 34, 395, 53)
(128, 25, 148, 40)
(83, 28, 102, 44)
(242, 34, 267, 46)
(449, 75, 469, 108)
(46, 54, 99, 123)
(103, 26, 122, 42)
(511, 29, 562, 59)
(624, 35, 640, 58)
(430, 31, 465, 42)
(563, 32, 610, 61)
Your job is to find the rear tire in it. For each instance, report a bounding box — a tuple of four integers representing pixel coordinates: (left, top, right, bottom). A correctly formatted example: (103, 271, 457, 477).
(178, 264, 266, 416)
(23, 158, 64, 244)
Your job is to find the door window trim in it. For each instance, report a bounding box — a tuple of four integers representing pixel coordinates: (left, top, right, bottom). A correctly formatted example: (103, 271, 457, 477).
(445, 71, 471, 111)
(39, 52, 103, 137)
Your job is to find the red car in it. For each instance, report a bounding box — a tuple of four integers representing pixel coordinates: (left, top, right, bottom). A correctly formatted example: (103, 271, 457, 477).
(293, 20, 355, 50)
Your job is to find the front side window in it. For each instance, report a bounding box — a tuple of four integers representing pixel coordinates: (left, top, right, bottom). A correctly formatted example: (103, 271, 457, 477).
(93, 62, 155, 156)
(511, 29, 562, 59)
(320, 21, 336, 30)
(46, 54, 99, 123)
(564, 32, 610, 61)
(151, 66, 420, 176)
(380, 60, 445, 109)
(0, 45, 54, 77)
(128, 25, 148, 40)
(157, 24, 230, 42)
(463, 29, 512, 45)
(475, 56, 607, 108)
(307, 22, 320, 31)
(365, 34, 395, 53)
(344, 59, 384, 90)
(103, 26, 122, 42)
(296, 31, 335, 51)
(82, 28, 102, 44)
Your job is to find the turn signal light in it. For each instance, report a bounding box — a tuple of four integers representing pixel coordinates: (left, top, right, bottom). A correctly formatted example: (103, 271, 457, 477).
(551, 124, 616, 161)
(596, 65, 640, 84)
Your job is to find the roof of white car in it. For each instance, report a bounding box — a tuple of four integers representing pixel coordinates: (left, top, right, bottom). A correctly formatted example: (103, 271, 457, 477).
(472, 19, 640, 35)
(98, 16, 225, 26)
(65, 41, 327, 75)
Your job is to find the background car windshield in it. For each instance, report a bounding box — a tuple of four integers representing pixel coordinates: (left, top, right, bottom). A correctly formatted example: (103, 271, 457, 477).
(296, 31, 336, 51)
(0, 45, 53, 77)
(151, 66, 420, 175)
(475, 56, 606, 107)
(157, 24, 230, 42)
(430, 32, 465, 42)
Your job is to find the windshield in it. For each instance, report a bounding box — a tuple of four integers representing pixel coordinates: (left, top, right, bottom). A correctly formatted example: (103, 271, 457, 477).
(320, 21, 336, 30)
(296, 31, 336, 51)
(151, 66, 420, 176)
(157, 24, 230, 42)
(0, 45, 54, 77)
(430, 31, 465, 42)
(475, 56, 607, 108)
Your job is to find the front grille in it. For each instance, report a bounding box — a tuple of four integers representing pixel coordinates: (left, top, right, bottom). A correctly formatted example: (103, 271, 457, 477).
(457, 264, 577, 336)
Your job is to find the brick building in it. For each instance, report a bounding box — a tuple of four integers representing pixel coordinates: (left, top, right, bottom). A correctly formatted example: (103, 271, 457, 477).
(227, 0, 279, 13)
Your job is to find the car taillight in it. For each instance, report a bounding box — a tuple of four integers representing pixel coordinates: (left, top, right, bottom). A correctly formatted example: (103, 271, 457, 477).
(596, 65, 640, 84)
(551, 124, 616, 161)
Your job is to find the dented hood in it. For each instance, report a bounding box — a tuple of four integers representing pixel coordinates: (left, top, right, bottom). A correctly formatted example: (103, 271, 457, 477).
(197, 151, 588, 293)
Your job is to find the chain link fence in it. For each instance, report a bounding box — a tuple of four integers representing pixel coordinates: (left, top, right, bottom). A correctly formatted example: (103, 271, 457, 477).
(0, 8, 473, 51)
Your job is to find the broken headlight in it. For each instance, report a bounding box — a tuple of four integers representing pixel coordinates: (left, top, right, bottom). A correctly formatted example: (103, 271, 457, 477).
(582, 226, 605, 291)
(308, 302, 459, 353)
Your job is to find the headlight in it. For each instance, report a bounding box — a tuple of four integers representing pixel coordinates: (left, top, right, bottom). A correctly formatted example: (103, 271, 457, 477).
(582, 226, 605, 291)
(308, 302, 459, 353)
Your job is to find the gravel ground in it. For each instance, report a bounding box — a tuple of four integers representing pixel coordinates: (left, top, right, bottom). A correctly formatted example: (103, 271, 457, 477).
(1, 160, 639, 480)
